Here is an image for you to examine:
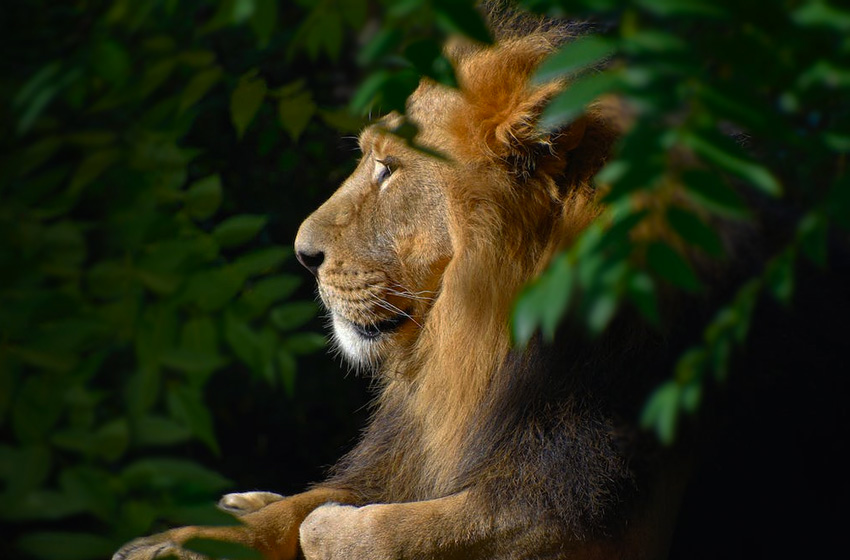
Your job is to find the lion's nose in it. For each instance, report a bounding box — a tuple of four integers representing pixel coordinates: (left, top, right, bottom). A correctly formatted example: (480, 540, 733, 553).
(294, 219, 326, 277)
(295, 248, 324, 277)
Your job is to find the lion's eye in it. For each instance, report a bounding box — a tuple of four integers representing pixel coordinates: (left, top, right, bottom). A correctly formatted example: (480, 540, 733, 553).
(374, 157, 396, 188)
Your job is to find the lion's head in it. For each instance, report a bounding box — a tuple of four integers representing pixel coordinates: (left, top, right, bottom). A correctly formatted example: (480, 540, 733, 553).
(295, 31, 619, 376)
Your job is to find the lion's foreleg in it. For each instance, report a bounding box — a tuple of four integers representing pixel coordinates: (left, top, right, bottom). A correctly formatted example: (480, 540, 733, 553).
(298, 491, 510, 560)
(113, 487, 356, 560)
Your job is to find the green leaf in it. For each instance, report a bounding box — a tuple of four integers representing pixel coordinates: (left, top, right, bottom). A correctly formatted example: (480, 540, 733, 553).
(183, 538, 262, 560)
(626, 271, 660, 325)
(797, 212, 828, 267)
(250, 0, 278, 47)
(240, 275, 302, 315)
(231, 75, 267, 139)
(185, 174, 223, 220)
(121, 458, 231, 496)
(277, 350, 296, 397)
(17, 532, 116, 560)
(636, 0, 725, 17)
(765, 248, 796, 305)
(134, 415, 192, 447)
(67, 149, 120, 195)
(13, 376, 64, 442)
(534, 35, 616, 84)
(51, 420, 129, 462)
(540, 70, 621, 132)
(667, 207, 725, 257)
(683, 132, 782, 197)
(213, 215, 268, 248)
(640, 380, 681, 445)
(182, 268, 245, 312)
(646, 242, 702, 293)
(224, 310, 259, 368)
(91, 39, 132, 86)
(283, 332, 326, 355)
(0, 445, 51, 496)
(793, 0, 850, 32)
(160, 348, 225, 374)
(270, 302, 318, 331)
(232, 246, 291, 278)
(680, 170, 751, 220)
(358, 28, 403, 65)
(179, 67, 223, 114)
(167, 386, 220, 455)
(432, 0, 492, 44)
(58, 466, 117, 522)
(278, 90, 316, 141)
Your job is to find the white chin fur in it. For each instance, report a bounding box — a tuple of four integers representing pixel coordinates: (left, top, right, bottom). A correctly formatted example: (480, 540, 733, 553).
(331, 313, 381, 369)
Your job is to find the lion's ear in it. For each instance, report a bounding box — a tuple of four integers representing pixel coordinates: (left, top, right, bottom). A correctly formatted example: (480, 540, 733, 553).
(493, 93, 591, 181)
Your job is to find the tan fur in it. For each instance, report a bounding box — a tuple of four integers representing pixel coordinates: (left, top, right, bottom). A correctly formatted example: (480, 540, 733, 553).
(115, 21, 680, 560)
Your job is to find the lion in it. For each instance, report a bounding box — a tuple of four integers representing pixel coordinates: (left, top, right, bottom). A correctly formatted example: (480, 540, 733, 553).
(114, 16, 692, 560)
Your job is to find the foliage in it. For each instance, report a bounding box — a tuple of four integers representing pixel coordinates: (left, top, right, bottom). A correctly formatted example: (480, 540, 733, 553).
(0, 1, 366, 558)
(508, 0, 848, 444)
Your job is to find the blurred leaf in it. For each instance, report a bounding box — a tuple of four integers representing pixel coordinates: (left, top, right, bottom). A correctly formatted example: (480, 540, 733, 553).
(540, 70, 621, 132)
(793, 0, 850, 31)
(232, 246, 291, 278)
(626, 271, 660, 325)
(512, 253, 573, 346)
(534, 35, 616, 83)
(51, 419, 129, 462)
(646, 242, 702, 293)
(432, 0, 492, 44)
(134, 415, 192, 447)
(13, 376, 64, 442)
(667, 207, 725, 257)
(185, 174, 223, 220)
(240, 275, 302, 315)
(636, 0, 725, 17)
(213, 215, 268, 248)
(358, 28, 403, 65)
(250, 0, 278, 47)
(270, 301, 318, 331)
(17, 532, 116, 560)
(167, 386, 220, 455)
(640, 380, 680, 445)
(224, 310, 259, 368)
(231, 75, 267, 139)
(283, 332, 326, 355)
(278, 90, 316, 141)
(179, 67, 223, 114)
(683, 132, 782, 197)
(680, 170, 751, 220)
(121, 458, 231, 496)
(797, 212, 828, 267)
(91, 39, 132, 86)
(58, 466, 117, 521)
(765, 248, 796, 305)
(277, 350, 297, 397)
(182, 268, 244, 312)
(68, 149, 121, 195)
(0, 445, 51, 496)
(183, 537, 261, 560)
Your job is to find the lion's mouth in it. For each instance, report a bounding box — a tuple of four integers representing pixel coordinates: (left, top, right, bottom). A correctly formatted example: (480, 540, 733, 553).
(349, 312, 409, 340)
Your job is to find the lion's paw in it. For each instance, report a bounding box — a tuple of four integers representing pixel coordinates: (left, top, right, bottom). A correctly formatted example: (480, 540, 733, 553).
(112, 535, 205, 560)
(300, 503, 392, 560)
(218, 491, 286, 515)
